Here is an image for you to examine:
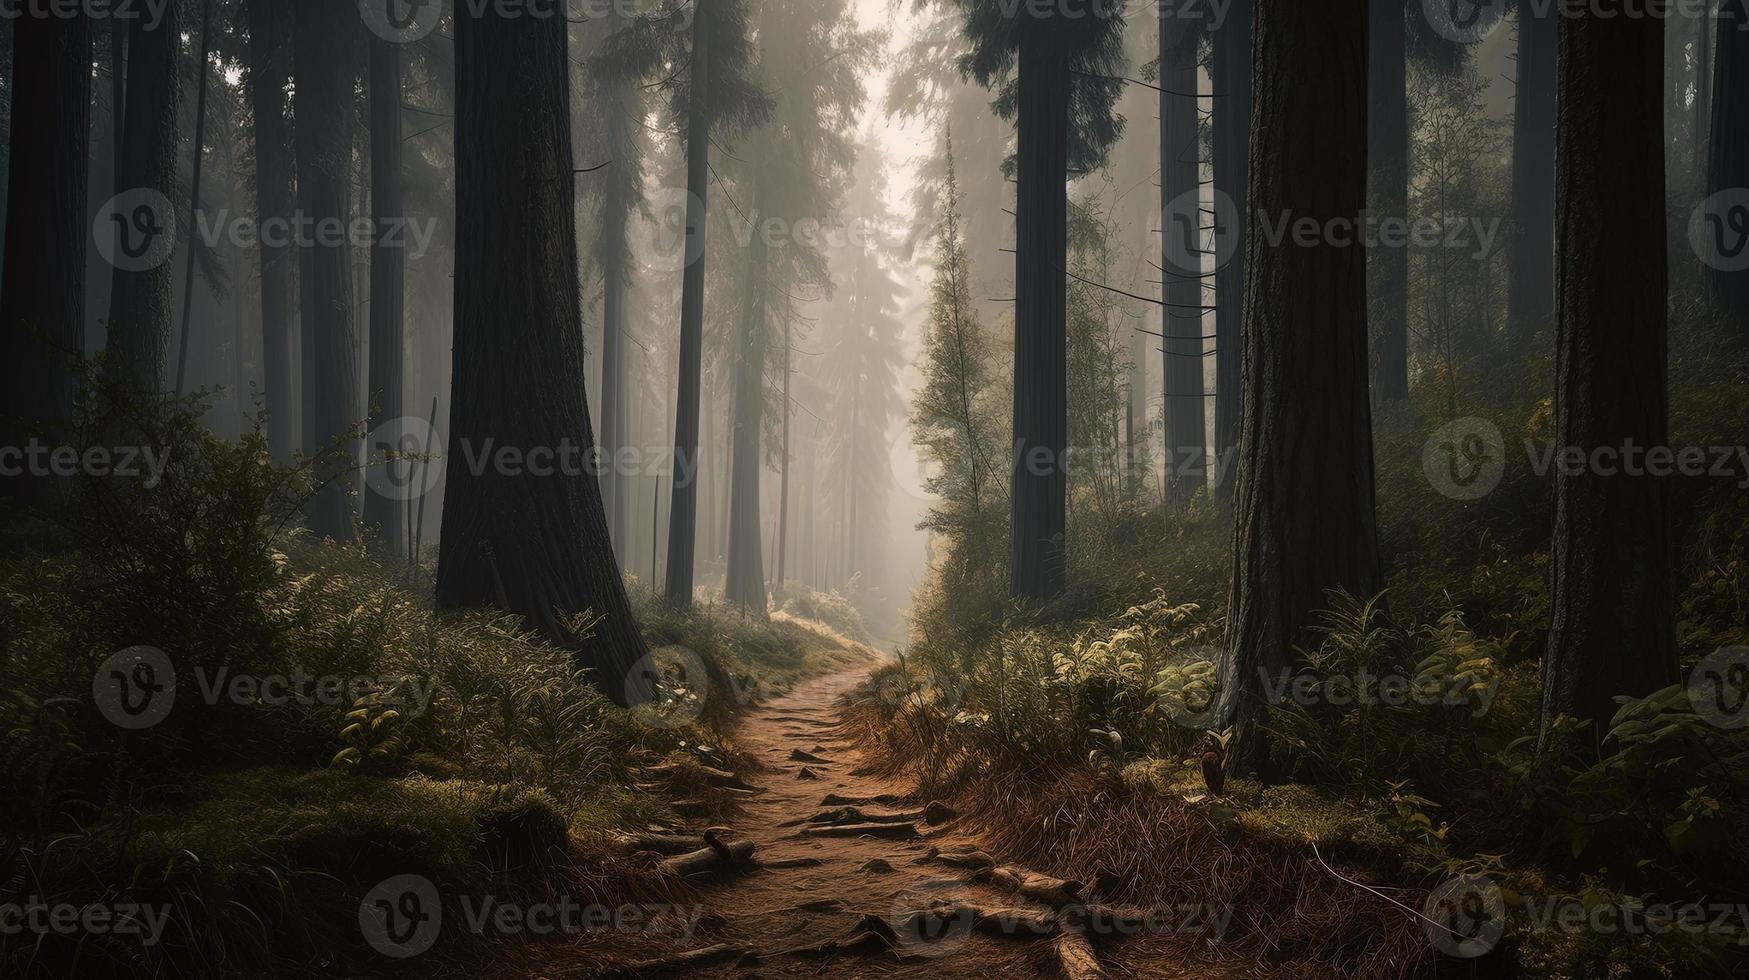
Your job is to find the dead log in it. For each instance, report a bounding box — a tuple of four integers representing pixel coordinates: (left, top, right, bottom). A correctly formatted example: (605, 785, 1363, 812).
(756, 856, 823, 869)
(799, 821, 919, 840)
(657, 836, 756, 877)
(1053, 930, 1104, 980)
(808, 802, 957, 826)
(917, 846, 995, 869)
(616, 942, 747, 973)
(821, 792, 910, 807)
(986, 866, 1084, 907)
(642, 762, 755, 790)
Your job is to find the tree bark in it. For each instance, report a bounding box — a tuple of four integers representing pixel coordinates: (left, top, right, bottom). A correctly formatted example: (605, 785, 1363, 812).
(104, 3, 181, 395)
(439, 0, 651, 706)
(0, 8, 90, 505)
(725, 175, 769, 613)
(1367, 0, 1408, 404)
(293, 0, 361, 541)
(1219, 0, 1379, 777)
(247, 0, 296, 460)
(665, 0, 713, 609)
(1162, 15, 1206, 506)
(1011, 26, 1070, 600)
(1541, 7, 1674, 739)
(1211, 0, 1251, 506)
(1706, 1, 1749, 324)
(1508, 2, 1558, 354)
(363, 35, 407, 557)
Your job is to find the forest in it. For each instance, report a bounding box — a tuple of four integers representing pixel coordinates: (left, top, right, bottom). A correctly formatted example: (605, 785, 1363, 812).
(1, 0, 1747, 977)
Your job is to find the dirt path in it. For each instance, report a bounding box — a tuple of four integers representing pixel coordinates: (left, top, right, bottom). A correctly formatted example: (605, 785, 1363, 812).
(601, 666, 1221, 979)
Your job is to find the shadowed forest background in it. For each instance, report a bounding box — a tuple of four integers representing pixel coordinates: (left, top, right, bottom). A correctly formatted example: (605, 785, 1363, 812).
(1, 0, 1747, 977)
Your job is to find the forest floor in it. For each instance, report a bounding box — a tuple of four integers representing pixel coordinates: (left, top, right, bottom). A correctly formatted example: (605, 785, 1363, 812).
(525, 664, 1252, 979)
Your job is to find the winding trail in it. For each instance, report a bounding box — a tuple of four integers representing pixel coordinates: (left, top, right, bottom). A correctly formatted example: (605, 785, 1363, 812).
(601, 665, 1223, 979)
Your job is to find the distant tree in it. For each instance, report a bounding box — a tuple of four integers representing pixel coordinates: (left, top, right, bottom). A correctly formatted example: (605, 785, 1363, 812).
(1369, 0, 1409, 405)
(1541, 8, 1675, 739)
(949, 0, 1127, 600)
(292, 0, 361, 540)
(1210, 0, 1252, 505)
(104, 1, 182, 394)
(913, 139, 1004, 590)
(1508, 0, 1558, 354)
(600, 0, 770, 609)
(0, 7, 89, 506)
(362, 31, 407, 557)
(1706, 0, 1749, 324)
(245, 0, 296, 459)
(1160, 11, 1206, 506)
(437, 0, 650, 705)
(722, 0, 874, 612)
(1219, 0, 1379, 778)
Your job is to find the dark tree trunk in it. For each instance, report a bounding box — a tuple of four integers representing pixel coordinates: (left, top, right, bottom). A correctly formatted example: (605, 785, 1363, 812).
(247, 0, 296, 460)
(1509, 3, 1558, 354)
(104, 3, 181, 394)
(724, 182, 768, 613)
(363, 35, 406, 557)
(1211, 0, 1251, 505)
(1219, 0, 1379, 777)
(1162, 16, 1206, 506)
(1010, 25, 1070, 600)
(173, 0, 214, 395)
(1706, 1, 1749, 324)
(1541, 8, 1674, 740)
(293, 0, 360, 540)
(0, 9, 90, 505)
(664, 0, 712, 609)
(1367, 0, 1408, 404)
(439, 0, 651, 706)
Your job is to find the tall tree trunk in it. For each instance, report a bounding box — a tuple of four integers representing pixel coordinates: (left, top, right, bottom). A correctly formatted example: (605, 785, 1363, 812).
(1212, 0, 1252, 505)
(1162, 15, 1206, 506)
(1367, 0, 1409, 404)
(247, 0, 296, 460)
(439, 0, 650, 705)
(104, 3, 181, 394)
(363, 35, 406, 556)
(664, 0, 713, 609)
(1694, 2, 1713, 189)
(1219, 0, 1379, 777)
(293, 0, 361, 540)
(1010, 26, 1070, 600)
(1541, 7, 1674, 740)
(1509, 2, 1558, 354)
(775, 300, 792, 589)
(174, 0, 214, 395)
(598, 9, 635, 562)
(1706, 0, 1749, 324)
(724, 178, 769, 613)
(0, 9, 90, 505)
